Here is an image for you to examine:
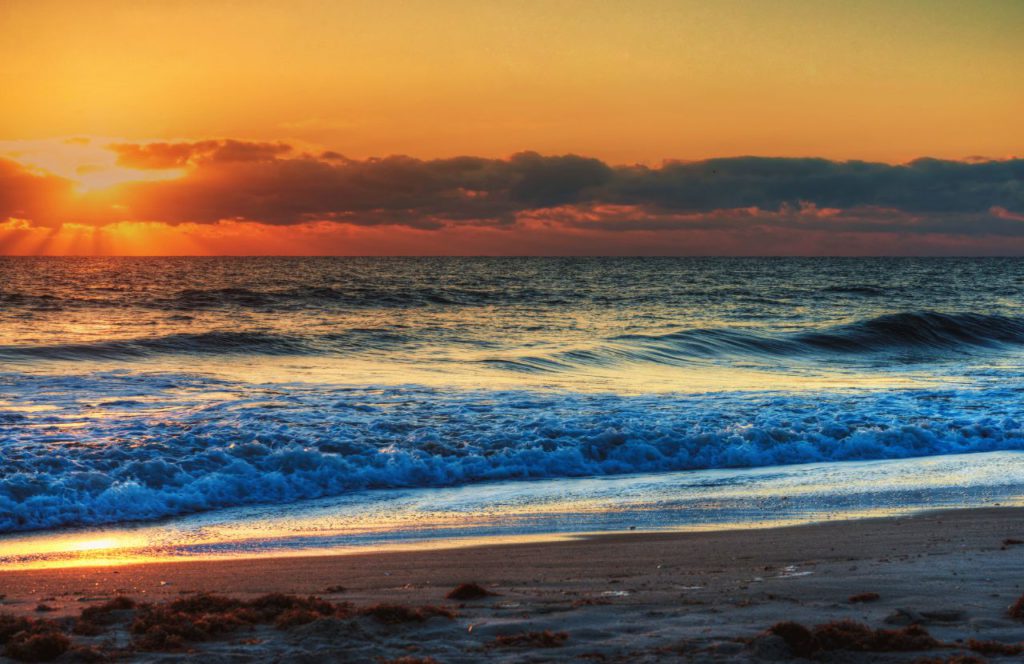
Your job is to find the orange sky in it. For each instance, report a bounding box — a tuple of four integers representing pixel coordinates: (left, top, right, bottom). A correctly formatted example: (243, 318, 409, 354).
(1, 0, 1022, 255)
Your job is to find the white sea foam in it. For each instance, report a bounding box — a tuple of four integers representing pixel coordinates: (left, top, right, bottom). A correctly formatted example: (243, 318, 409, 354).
(3, 450, 1023, 567)
(3, 370, 1024, 533)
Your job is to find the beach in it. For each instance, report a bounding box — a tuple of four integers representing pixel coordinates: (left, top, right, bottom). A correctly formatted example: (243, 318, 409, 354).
(3, 506, 1024, 661)
(4, 258, 1024, 660)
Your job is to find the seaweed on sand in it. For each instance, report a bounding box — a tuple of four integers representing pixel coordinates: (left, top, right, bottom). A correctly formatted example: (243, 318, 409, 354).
(130, 592, 345, 651)
(766, 619, 941, 656)
(359, 604, 456, 625)
(0, 615, 71, 663)
(490, 630, 569, 648)
(1008, 593, 1024, 621)
(965, 638, 1024, 656)
(446, 583, 493, 601)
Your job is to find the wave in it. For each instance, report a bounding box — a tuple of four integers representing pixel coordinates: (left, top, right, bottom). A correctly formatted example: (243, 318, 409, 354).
(164, 285, 560, 309)
(0, 328, 424, 362)
(570, 312, 1024, 367)
(2, 373, 1024, 533)
(482, 312, 1024, 373)
(0, 331, 314, 361)
(799, 311, 1024, 350)
(0, 284, 574, 312)
(163, 286, 482, 309)
(3, 311, 1023, 365)
(820, 284, 887, 296)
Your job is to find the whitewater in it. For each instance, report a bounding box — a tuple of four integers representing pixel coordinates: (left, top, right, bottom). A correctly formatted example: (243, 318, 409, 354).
(2, 257, 1024, 561)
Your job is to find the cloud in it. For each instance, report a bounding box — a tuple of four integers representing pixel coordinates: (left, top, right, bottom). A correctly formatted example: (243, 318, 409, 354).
(0, 158, 75, 226)
(109, 139, 292, 169)
(526, 202, 1024, 238)
(94, 150, 616, 227)
(103, 145, 1021, 224)
(2, 140, 1024, 254)
(607, 157, 1024, 215)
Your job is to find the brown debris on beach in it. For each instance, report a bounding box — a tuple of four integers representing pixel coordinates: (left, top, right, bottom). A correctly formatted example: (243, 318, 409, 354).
(2, 507, 1024, 662)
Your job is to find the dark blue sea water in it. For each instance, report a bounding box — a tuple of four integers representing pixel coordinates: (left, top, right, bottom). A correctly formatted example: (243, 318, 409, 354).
(2, 257, 1024, 560)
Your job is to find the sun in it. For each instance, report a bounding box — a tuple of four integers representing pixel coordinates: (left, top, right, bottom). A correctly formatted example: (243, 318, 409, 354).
(0, 137, 186, 193)
(72, 163, 186, 193)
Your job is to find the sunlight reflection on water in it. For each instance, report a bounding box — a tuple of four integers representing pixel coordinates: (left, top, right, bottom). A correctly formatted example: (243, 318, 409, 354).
(3, 450, 1021, 569)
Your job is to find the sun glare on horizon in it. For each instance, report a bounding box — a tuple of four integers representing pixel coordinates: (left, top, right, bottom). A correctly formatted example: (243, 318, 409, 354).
(1, 139, 188, 193)
(1, 0, 1021, 256)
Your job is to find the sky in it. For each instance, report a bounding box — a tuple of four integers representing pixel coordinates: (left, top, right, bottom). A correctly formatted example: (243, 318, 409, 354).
(0, 0, 1022, 255)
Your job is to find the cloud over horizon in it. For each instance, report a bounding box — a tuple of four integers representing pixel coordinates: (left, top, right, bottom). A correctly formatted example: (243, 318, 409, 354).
(2, 140, 1023, 254)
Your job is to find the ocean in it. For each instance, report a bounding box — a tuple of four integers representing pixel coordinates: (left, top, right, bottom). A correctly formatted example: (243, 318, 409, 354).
(3, 257, 1024, 566)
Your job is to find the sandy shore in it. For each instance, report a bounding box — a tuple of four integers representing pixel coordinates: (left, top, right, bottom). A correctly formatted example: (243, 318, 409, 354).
(3, 506, 1024, 661)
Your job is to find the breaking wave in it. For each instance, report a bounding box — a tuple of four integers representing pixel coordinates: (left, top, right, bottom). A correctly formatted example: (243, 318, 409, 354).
(2, 372, 1024, 533)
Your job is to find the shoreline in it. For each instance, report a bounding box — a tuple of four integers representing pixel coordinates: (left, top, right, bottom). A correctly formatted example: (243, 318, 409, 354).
(3, 506, 1024, 661)
(0, 504, 1008, 572)
(5, 449, 1023, 572)
(6, 504, 1022, 596)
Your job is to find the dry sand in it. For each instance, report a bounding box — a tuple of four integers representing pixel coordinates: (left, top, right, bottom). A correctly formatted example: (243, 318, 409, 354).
(3, 506, 1024, 662)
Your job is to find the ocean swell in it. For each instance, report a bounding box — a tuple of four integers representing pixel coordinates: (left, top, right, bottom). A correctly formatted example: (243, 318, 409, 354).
(0, 329, 422, 362)
(0, 331, 313, 361)
(562, 311, 1024, 367)
(2, 311, 1023, 366)
(0, 283, 575, 312)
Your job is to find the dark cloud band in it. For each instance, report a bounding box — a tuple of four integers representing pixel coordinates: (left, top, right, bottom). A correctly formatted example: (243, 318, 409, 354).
(2, 142, 1022, 240)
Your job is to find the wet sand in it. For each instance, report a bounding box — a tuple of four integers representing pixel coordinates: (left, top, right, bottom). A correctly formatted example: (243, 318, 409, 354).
(3, 506, 1024, 661)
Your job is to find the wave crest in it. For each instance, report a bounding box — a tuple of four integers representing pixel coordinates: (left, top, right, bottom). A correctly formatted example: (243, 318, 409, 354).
(3, 311, 1023, 366)
(598, 311, 1024, 363)
(2, 374, 1024, 533)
